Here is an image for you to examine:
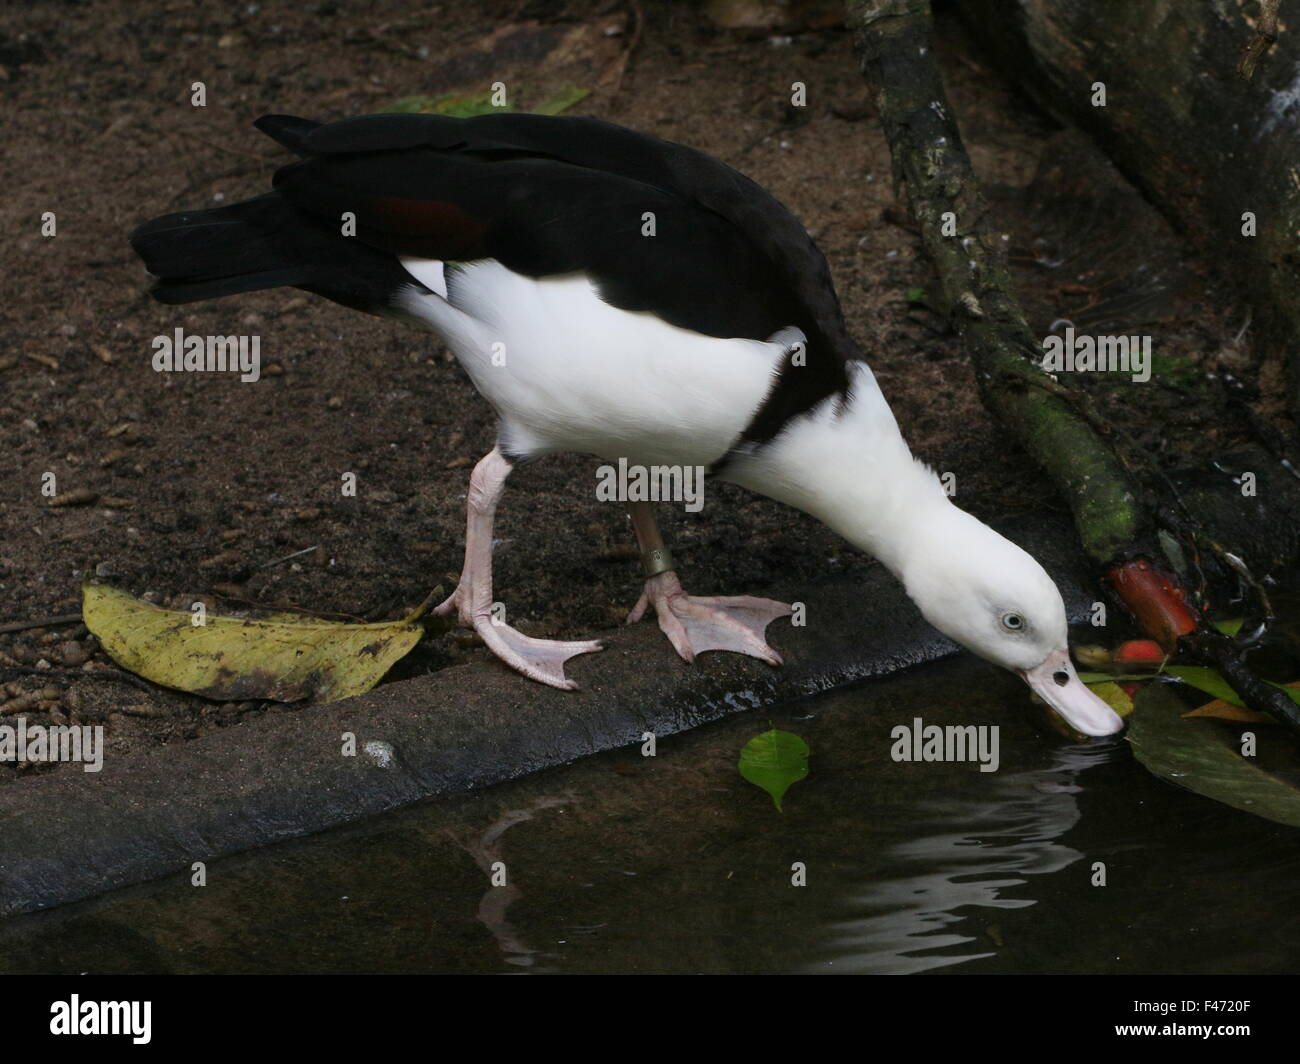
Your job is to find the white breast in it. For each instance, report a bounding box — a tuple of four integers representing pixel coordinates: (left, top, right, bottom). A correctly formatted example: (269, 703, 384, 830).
(396, 257, 783, 466)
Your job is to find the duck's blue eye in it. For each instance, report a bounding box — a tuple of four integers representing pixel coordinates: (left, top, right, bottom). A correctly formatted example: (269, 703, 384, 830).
(1001, 612, 1025, 631)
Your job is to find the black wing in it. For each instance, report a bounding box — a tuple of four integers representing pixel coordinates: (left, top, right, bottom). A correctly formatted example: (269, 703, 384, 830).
(259, 113, 860, 448)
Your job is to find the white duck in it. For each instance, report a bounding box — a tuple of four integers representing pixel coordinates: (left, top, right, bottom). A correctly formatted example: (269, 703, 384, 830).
(130, 112, 1123, 737)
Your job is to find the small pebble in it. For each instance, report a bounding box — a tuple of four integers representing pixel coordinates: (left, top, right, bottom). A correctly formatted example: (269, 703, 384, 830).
(49, 488, 99, 508)
(199, 551, 244, 569)
(57, 641, 88, 666)
(1, 694, 40, 714)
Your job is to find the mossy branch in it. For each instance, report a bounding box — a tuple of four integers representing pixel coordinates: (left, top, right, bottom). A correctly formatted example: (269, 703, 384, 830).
(846, 0, 1144, 566)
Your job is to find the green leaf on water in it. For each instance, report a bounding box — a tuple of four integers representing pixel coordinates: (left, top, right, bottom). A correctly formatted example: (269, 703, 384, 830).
(1213, 617, 1244, 638)
(1128, 686, 1300, 828)
(739, 729, 809, 813)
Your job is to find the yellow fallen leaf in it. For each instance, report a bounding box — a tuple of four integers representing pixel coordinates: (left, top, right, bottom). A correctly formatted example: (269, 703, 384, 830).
(82, 581, 436, 703)
(1088, 681, 1136, 719)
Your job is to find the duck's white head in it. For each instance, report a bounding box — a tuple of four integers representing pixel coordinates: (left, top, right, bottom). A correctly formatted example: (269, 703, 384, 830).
(898, 504, 1124, 737)
(719, 367, 1126, 738)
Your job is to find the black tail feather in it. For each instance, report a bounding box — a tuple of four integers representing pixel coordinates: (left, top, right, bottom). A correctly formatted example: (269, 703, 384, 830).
(129, 194, 318, 304)
(129, 190, 419, 311)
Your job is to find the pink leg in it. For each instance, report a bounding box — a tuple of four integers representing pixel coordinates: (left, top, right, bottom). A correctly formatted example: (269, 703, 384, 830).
(624, 501, 791, 665)
(436, 447, 602, 689)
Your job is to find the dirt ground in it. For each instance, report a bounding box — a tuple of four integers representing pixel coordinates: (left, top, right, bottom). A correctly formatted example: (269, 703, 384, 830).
(0, 0, 1275, 781)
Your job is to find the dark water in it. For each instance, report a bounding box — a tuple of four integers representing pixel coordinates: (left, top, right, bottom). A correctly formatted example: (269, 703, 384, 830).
(2, 652, 1298, 975)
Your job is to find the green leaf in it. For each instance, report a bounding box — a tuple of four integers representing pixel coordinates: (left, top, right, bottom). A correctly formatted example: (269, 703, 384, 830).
(1089, 681, 1136, 719)
(739, 729, 809, 812)
(1128, 686, 1300, 828)
(1164, 665, 1243, 705)
(1164, 666, 1300, 709)
(387, 91, 505, 117)
(1213, 617, 1244, 638)
(386, 84, 589, 118)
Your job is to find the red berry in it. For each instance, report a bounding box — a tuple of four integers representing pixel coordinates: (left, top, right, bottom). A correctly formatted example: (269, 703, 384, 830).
(1114, 639, 1165, 663)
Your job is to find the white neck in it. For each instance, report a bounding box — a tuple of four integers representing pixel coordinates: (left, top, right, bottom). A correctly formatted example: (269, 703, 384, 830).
(721, 363, 958, 576)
